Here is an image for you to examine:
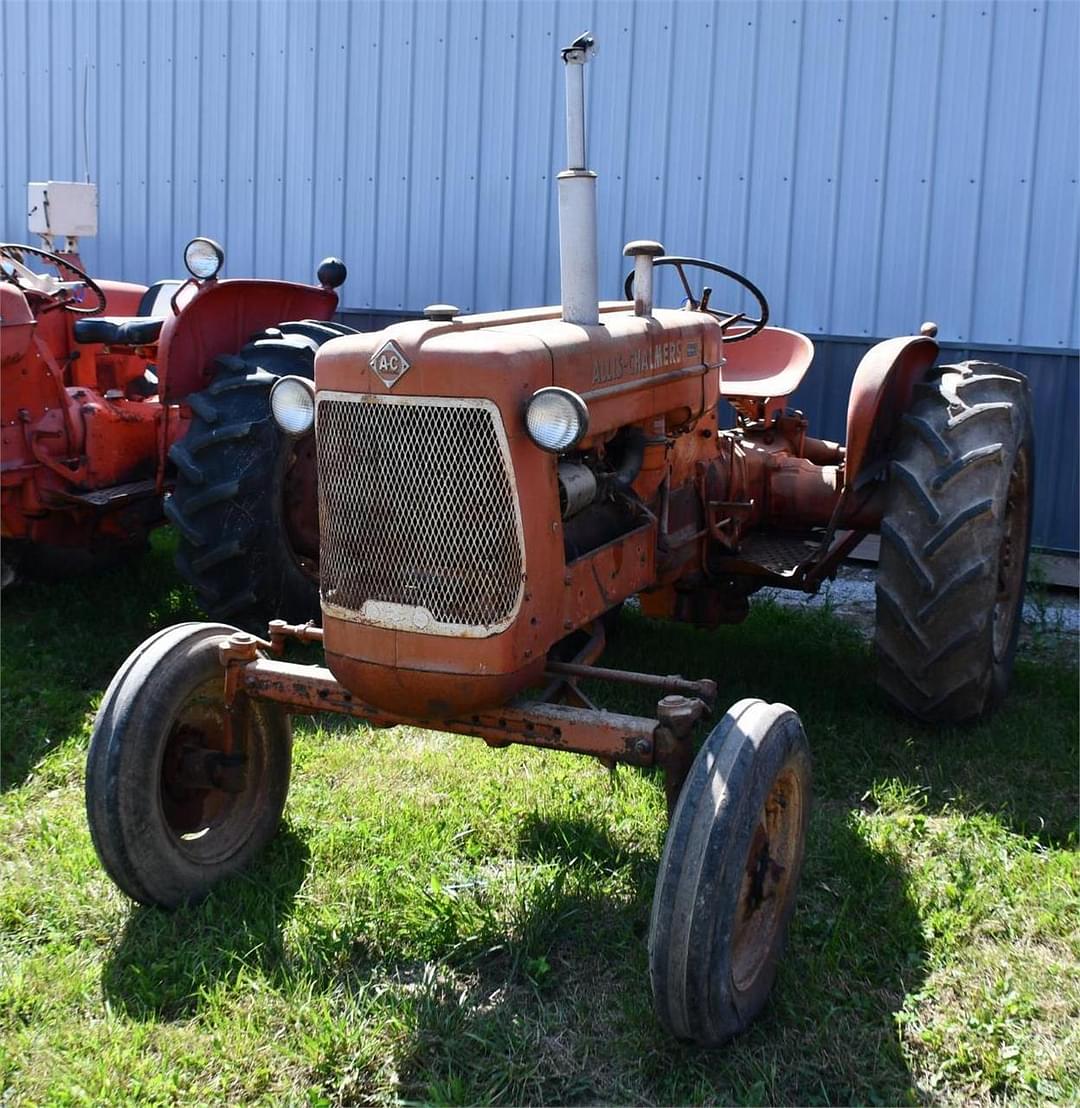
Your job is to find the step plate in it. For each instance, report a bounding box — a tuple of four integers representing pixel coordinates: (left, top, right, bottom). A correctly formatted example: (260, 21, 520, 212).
(722, 532, 824, 578)
(59, 478, 157, 507)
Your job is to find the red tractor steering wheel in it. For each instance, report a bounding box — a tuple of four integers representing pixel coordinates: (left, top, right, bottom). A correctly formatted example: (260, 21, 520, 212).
(623, 256, 769, 343)
(0, 243, 107, 315)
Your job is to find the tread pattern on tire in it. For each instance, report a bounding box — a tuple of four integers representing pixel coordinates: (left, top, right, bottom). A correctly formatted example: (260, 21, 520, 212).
(165, 320, 354, 630)
(85, 622, 292, 907)
(648, 698, 811, 1047)
(874, 361, 1033, 723)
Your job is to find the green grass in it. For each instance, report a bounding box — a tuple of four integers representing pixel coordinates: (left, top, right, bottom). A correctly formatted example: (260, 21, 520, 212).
(1, 529, 1077, 1105)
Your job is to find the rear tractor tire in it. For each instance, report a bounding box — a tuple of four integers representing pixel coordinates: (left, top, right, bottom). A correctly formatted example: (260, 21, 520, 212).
(85, 622, 292, 907)
(165, 320, 356, 632)
(649, 699, 811, 1046)
(874, 361, 1034, 723)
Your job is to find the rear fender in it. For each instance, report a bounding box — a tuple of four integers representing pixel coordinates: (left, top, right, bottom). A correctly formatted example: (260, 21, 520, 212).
(844, 334, 938, 490)
(157, 279, 338, 401)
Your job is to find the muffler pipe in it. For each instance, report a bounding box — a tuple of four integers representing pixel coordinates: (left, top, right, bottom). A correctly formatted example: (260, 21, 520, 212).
(558, 33, 599, 327)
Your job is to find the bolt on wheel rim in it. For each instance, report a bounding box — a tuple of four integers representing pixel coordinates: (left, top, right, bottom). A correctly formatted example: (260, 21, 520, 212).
(730, 765, 803, 994)
(993, 448, 1030, 662)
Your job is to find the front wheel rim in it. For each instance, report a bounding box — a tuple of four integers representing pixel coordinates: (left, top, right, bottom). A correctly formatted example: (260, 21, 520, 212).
(157, 678, 263, 866)
(730, 764, 804, 994)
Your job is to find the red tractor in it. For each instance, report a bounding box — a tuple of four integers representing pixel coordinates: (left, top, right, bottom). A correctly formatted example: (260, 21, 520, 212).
(1, 193, 350, 624)
(86, 36, 1033, 1046)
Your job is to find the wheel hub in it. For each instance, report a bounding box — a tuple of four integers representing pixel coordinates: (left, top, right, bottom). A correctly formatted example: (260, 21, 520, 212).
(158, 686, 250, 843)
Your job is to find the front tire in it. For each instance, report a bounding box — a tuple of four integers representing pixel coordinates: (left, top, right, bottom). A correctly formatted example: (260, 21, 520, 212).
(874, 361, 1034, 722)
(85, 622, 292, 908)
(649, 698, 811, 1046)
(165, 320, 355, 631)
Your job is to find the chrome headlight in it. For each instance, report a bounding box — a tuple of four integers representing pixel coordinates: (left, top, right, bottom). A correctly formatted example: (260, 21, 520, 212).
(270, 376, 315, 435)
(525, 387, 589, 453)
(183, 237, 224, 280)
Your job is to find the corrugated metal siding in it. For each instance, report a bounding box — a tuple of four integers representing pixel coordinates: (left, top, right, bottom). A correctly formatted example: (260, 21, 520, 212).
(4, 0, 1076, 343)
(787, 340, 1079, 553)
(3, 0, 1077, 547)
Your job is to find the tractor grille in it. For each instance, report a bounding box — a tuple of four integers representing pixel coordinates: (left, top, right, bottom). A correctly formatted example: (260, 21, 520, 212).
(316, 393, 526, 636)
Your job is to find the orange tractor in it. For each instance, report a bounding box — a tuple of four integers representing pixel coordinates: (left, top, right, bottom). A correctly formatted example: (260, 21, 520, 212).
(1, 193, 350, 624)
(86, 36, 1033, 1046)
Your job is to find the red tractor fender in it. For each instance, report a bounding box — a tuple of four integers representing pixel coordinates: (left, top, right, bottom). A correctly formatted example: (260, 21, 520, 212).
(844, 333, 939, 489)
(157, 278, 338, 402)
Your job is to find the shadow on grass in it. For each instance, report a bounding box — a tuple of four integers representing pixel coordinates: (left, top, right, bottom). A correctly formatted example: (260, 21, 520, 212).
(100, 822, 309, 1020)
(380, 806, 927, 1106)
(516, 812, 656, 884)
(602, 604, 1078, 848)
(1, 529, 203, 792)
(4, 537, 1073, 845)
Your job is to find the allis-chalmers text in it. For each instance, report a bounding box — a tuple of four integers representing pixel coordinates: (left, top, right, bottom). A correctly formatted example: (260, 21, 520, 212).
(592, 340, 685, 385)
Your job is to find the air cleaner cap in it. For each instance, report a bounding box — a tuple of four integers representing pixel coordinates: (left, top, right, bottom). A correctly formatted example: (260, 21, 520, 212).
(623, 240, 665, 257)
(424, 304, 460, 322)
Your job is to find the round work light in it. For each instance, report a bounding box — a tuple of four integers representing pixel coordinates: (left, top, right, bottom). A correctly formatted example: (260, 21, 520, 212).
(183, 237, 225, 280)
(525, 387, 589, 453)
(270, 376, 316, 435)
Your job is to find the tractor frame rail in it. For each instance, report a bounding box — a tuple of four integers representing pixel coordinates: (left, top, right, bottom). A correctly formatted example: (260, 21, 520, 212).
(219, 624, 710, 812)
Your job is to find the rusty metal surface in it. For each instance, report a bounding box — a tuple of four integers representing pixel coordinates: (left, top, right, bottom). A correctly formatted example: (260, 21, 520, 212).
(314, 300, 866, 715)
(794, 336, 1077, 553)
(545, 660, 717, 705)
(223, 623, 715, 776)
(236, 655, 661, 767)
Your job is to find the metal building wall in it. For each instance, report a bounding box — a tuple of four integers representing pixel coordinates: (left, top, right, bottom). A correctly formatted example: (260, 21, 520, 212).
(2, 0, 1077, 546)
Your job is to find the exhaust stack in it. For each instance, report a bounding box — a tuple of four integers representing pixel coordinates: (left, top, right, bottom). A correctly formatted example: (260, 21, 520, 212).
(558, 34, 599, 327)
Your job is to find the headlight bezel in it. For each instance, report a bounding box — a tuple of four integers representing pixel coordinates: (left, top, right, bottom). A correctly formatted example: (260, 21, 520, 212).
(524, 387, 590, 454)
(183, 237, 225, 280)
(269, 375, 316, 436)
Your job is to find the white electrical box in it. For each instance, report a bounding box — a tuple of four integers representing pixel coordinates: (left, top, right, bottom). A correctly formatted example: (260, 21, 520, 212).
(27, 181, 98, 238)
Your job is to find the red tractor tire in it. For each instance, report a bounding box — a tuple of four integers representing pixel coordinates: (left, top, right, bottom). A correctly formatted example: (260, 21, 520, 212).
(165, 321, 353, 632)
(874, 361, 1034, 723)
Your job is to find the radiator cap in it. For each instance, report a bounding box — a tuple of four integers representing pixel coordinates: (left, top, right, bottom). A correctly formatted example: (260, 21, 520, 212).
(424, 303, 460, 322)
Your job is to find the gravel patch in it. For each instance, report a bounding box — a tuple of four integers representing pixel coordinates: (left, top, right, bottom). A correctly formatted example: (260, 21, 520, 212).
(759, 564, 1079, 647)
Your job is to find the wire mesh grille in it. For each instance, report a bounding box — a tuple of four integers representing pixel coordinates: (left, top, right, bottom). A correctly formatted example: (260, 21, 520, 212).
(317, 394, 525, 633)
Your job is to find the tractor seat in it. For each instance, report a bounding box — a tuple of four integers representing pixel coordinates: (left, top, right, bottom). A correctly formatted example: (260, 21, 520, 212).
(719, 326, 815, 400)
(73, 279, 183, 346)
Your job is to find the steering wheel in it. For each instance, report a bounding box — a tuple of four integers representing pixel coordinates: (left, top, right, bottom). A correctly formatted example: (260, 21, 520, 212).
(623, 255, 769, 343)
(0, 243, 106, 315)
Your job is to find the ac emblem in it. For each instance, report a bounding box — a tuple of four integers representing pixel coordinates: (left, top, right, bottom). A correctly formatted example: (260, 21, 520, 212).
(369, 340, 411, 388)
